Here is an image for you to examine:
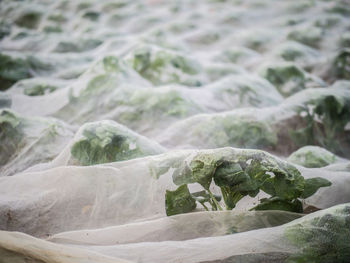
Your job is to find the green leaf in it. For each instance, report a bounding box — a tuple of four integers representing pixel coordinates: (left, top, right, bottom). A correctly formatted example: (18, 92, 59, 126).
(274, 172, 305, 201)
(301, 177, 332, 199)
(190, 153, 223, 189)
(165, 184, 197, 216)
(191, 159, 212, 189)
(0, 109, 20, 128)
(261, 178, 276, 196)
(234, 179, 260, 197)
(172, 163, 195, 185)
(245, 159, 268, 182)
(213, 161, 248, 187)
(253, 197, 303, 213)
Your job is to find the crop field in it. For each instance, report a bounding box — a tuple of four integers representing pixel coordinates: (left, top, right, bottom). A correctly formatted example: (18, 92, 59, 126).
(0, 0, 350, 262)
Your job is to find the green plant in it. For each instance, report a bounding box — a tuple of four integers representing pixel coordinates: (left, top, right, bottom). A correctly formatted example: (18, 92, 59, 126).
(71, 125, 141, 166)
(287, 28, 322, 49)
(0, 110, 23, 165)
(0, 53, 31, 90)
(70, 122, 163, 165)
(130, 46, 201, 86)
(262, 64, 306, 97)
(285, 205, 350, 262)
(331, 49, 350, 80)
(287, 146, 338, 168)
(24, 84, 57, 96)
(165, 149, 331, 216)
(290, 94, 350, 154)
(15, 11, 42, 29)
(165, 185, 197, 216)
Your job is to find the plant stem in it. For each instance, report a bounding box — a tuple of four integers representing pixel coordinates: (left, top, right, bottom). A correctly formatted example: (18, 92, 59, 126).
(200, 202, 209, 211)
(208, 197, 217, 210)
(220, 187, 231, 210)
(232, 192, 243, 205)
(208, 189, 223, 211)
(220, 187, 243, 210)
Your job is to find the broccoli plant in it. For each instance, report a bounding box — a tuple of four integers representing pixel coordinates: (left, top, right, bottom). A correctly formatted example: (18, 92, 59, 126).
(287, 146, 338, 168)
(70, 121, 164, 166)
(0, 109, 24, 165)
(128, 46, 202, 86)
(262, 64, 306, 97)
(165, 148, 331, 216)
(290, 93, 350, 154)
(331, 49, 350, 81)
(0, 53, 32, 90)
(285, 205, 350, 262)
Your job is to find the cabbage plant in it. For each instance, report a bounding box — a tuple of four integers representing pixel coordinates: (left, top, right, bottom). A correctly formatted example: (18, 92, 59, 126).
(165, 149, 331, 216)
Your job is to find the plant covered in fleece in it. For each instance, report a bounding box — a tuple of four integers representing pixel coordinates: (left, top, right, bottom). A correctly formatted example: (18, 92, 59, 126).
(165, 148, 331, 216)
